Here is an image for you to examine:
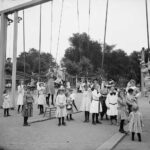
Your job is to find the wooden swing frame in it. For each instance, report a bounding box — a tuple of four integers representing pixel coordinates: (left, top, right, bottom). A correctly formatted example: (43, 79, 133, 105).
(0, 0, 52, 107)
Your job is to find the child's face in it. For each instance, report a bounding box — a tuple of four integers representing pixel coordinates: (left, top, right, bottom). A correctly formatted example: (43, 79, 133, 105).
(59, 91, 63, 95)
(27, 89, 30, 93)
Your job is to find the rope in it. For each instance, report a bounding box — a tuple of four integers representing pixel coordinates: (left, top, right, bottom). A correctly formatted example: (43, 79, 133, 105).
(50, 0, 53, 54)
(87, 0, 91, 60)
(88, 0, 91, 36)
(39, 4, 42, 79)
(23, 10, 26, 81)
(77, 0, 80, 33)
(101, 0, 109, 71)
(77, 0, 81, 62)
(145, 0, 150, 59)
(55, 0, 64, 63)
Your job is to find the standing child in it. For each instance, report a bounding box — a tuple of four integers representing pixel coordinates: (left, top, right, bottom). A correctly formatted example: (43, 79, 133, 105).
(80, 84, 92, 122)
(106, 86, 118, 125)
(37, 82, 46, 115)
(22, 86, 34, 126)
(56, 88, 67, 126)
(66, 89, 78, 121)
(126, 88, 137, 114)
(17, 80, 24, 113)
(117, 89, 128, 133)
(128, 105, 143, 142)
(3, 89, 11, 117)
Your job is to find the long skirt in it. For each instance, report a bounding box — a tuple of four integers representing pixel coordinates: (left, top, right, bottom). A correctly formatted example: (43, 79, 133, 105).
(107, 104, 118, 116)
(56, 106, 67, 118)
(37, 94, 45, 105)
(80, 97, 91, 112)
(22, 103, 33, 117)
(17, 93, 24, 105)
(3, 101, 10, 109)
(90, 100, 102, 114)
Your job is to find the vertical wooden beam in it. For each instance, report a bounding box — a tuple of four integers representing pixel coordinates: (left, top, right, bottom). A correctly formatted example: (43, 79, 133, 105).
(0, 13, 7, 107)
(12, 11, 18, 108)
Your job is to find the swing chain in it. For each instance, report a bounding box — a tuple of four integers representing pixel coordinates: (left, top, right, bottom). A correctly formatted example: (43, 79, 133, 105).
(18, 16, 22, 23)
(6, 16, 13, 26)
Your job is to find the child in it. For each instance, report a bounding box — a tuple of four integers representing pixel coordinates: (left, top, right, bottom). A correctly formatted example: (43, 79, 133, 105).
(128, 105, 143, 142)
(66, 89, 78, 121)
(37, 82, 46, 115)
(80, 84, 92, 122)
(106, 86, 118, 125)
(117, 89, 128, 133)
(17, 80, 24, 113)
(56, 88, 67, 126)
(3, 89, 11, 117)
(126, 88, 137, 114)
(90, 85, 102, 125)
(22, 86, 34, 126)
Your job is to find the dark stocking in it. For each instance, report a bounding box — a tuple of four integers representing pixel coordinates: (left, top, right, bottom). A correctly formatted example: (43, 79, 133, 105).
(51, 94, 54, 105)
(6, 109, 10, 116)
(132, 132, 135, 141)
(87, 111, 90, 121)
(58, 118, 61, 126)
(4, 109, 6, 116)
(119, 120, 124, 131)
(137, 133, 141, 142)
(18, 105, 21, 112)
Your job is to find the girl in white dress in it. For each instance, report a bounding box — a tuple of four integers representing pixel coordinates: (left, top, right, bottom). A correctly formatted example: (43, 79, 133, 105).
(80, 84, 92, 122)
(90, 85, 102, 125)
(37, 82, 46, 114)
(128, 105, 143, 142)
(106, 86, 118, 125)
(17, 81, 24, 113)
(3, 89, 11, 117)
(56, 88, 67, 126)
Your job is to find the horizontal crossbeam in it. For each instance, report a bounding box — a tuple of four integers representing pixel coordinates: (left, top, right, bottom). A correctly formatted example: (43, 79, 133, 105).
(0, 0, 52, 15)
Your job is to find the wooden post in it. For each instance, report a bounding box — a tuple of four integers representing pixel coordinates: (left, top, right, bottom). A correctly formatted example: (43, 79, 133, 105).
(0, 13, 7, 107)
(11, 12, 18, 108)
(141, 49, 145, 96)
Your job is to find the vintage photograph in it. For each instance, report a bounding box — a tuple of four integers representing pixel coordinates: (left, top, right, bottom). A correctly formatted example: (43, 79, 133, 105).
(0, 0, 150, 150)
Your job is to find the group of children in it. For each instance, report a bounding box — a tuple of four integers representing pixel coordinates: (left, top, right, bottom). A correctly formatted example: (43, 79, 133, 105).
(2, 78, 144, 142)
(77, 79, 143, 142)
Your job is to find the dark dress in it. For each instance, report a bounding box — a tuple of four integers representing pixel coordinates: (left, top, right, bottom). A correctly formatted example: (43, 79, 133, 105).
(22, 93, 34, 117)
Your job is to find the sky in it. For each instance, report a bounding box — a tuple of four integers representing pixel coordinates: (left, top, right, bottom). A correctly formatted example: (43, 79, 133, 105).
(0, 0, 150, 63)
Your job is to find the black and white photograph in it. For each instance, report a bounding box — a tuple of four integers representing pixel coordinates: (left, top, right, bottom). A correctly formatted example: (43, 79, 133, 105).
(0, 0, 150, 150)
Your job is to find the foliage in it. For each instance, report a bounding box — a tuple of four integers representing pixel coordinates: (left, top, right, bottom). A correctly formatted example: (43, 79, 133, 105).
(5, 48, 56, 76)
(62, 32, 141, 84)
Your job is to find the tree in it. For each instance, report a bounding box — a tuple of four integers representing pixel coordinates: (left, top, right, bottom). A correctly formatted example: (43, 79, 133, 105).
(62, 32, 141, 84)
(17, 48, 56, 75)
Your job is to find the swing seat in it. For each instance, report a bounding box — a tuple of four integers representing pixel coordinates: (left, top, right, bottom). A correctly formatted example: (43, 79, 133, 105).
(43, 106, 56, 118)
